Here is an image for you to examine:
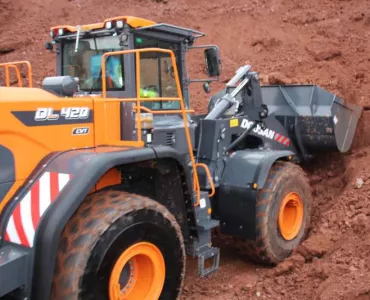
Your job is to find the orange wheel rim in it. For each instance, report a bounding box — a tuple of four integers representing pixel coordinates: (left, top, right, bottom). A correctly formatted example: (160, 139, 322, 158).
(278, 192, 304, 241)
(109, 242, 165, 300)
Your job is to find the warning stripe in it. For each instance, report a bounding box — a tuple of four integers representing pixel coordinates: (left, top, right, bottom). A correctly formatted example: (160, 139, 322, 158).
(274, 133, 281, 141)
(31, 181, 40, 230)
(274, 132, 291, 147)
(4, 172, 72, 247)
(13, 203, 29, 247)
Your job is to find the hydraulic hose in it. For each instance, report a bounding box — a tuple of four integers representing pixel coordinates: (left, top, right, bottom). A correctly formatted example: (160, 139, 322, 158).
(225, 121, 258, 153)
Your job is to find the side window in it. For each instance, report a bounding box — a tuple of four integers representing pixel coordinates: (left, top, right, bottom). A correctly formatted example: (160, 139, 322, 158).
(139, 52, 161, 109)
(62, 36, 125, 91)
(134, 36, 180, 110)
(160, 56, 178, 98)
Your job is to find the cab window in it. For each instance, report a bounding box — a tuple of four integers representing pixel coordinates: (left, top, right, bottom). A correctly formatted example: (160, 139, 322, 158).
(62, 35, 125, 91)
(134, 36, 180, 110)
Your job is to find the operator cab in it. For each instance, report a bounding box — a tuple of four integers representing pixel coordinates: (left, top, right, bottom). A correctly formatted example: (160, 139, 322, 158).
(45, 16, 221, 107)
(44, 16, 221, 155)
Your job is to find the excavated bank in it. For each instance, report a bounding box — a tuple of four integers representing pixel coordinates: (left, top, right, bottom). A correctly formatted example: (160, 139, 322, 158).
(1, 0, 370, 299)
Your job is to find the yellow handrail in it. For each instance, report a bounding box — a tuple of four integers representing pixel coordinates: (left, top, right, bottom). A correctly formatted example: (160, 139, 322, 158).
(100, 48, 214, 206)
(0, 61, 32, 87)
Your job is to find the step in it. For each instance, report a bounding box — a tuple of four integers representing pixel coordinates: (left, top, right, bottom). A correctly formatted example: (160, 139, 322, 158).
(0, 244, 29, 297)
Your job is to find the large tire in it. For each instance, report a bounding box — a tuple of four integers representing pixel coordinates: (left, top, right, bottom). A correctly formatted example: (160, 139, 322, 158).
(51, 190, 185, 300)
(236, 161, 312, 264)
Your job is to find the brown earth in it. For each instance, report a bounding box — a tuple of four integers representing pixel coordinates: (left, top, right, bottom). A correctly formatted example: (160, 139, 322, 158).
(1, 0, 370, 299)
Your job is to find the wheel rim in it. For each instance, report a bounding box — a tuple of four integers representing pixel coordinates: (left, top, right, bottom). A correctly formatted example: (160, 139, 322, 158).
(109, 242, 165, 300)
(278, 192, 304, 240)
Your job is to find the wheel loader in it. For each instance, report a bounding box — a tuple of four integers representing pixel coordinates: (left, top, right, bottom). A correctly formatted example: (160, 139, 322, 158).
(0, 16, 362, 300)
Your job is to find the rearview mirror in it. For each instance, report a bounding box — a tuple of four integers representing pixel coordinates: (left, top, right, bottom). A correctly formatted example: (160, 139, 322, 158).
(204, 47, 221, 77)
(203, 82, 211, 93)
(44, 42, 53, 52)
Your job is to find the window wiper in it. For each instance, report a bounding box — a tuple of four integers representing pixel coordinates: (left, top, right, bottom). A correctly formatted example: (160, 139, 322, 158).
(75, 26, 82, 53)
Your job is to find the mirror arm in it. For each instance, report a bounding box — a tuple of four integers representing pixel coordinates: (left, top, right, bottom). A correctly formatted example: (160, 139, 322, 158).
(187, 78, 219, 84)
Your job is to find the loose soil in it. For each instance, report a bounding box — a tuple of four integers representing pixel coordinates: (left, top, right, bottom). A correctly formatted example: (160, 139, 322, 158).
(1, 0, 370, 299)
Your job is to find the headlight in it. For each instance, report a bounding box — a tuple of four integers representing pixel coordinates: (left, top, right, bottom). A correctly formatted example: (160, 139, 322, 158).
(50, 30, 55, 38)
(105, 21, 112, 29)
(58, 28, 64, 36)
(116, 20, 124, 28)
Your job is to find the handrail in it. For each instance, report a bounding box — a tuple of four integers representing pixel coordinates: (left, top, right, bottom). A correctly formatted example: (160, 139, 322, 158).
(101, 48, 214, 206)
(132, 105, 195, 114)
(0, 61, 32, 87)
(2, 65, 22, 87)
(195, 163, 216, 197)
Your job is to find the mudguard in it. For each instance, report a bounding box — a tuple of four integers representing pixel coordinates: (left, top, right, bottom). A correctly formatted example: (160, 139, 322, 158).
(217, 149, 294, 239)
(221, 149, 295, 189)
(0, 145, 190, 300)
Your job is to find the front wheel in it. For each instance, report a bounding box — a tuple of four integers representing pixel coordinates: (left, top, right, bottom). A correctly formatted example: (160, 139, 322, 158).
(51, 190, 185, 300)
(237, 161, 312, 264)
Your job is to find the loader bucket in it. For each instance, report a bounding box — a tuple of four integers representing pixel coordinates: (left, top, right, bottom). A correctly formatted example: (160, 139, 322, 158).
(260, 85, 362, 154)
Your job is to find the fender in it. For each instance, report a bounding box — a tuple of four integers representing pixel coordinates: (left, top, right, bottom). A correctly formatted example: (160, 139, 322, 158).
(0, 145, 192, 300)
(217, 149, 294, 239)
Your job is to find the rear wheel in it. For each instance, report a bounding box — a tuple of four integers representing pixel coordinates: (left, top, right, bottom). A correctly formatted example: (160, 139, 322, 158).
(51, 190, 185, 300)
(237, 161, 312, 264)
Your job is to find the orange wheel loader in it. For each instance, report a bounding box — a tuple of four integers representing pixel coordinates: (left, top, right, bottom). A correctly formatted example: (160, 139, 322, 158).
(0, 16, 362, 300)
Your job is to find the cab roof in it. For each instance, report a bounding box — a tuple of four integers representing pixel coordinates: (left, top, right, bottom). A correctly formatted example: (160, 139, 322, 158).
(51, 16, 156, 32)
(50, 15, 205, 39)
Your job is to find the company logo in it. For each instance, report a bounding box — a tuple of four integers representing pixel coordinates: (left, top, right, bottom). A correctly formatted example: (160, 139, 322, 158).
(240, 118, 290, 146)
(72, 127, 90, 135)
(35, 107, 90, 121)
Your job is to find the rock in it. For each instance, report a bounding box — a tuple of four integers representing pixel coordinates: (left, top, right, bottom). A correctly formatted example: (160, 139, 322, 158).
(0, 44, 15, 54)
(251, 37, 282, 48)
(310, 175, 323, 184)
(349, 265, 357, 272)
(354, 178, 364, 189)
(350, 12, 365, 21)
(267, 72, 291, 85)
(313, 50, 342, 61)
(274, 276, 285, 285)
(290, 253, 306, 265)
(274, 260, 294, 275)
(355, 72, 365, 80)
(327, 171, 335, 177)
(298, 240, 328, 261)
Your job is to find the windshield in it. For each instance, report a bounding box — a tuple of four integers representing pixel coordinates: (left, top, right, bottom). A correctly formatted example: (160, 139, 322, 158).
(62, 35, 125, 91)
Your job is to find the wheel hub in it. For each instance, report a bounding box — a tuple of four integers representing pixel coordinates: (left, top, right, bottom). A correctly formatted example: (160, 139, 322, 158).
(109, 242, 165, 300)
(278, 192, 304, 241)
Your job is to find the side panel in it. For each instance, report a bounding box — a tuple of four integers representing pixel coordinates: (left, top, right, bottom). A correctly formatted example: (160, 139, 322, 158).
(217, 150, 294, 239)
(0, 88, 95, 212)
(0, 145, 16, 211)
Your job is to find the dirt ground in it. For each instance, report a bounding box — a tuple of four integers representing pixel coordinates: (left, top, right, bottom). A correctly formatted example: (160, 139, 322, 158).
(2, 0, 370, 299)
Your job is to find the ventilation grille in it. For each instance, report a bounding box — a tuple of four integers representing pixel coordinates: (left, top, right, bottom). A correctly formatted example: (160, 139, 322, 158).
(166, 132, 175, 146)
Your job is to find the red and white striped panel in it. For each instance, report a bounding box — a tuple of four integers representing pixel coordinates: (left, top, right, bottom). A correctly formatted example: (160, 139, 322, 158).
(4, 172, 72, 247)
(274, 133, 290, 147)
